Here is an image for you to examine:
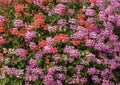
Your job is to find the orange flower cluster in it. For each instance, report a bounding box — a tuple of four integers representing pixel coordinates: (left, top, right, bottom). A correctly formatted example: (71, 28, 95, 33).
(32, 14, 45, 29)
(0, 23, 5, 33)
(30, 46, 38, 52)
(13, 4, 28, 16)
(25, 0, 33, 3)
(51, 47, 58, 54)
(19, 28, 28, 37)
(0, 53, 3, 59)
(38, 40, 47, 48)
(43, 24, 48, 30)
(0, 37, 5, 46)
(72, 39, 81, 46)
(0, 0, 12, 9)
(10, 28, 28, 37)
(14, 4, 28, 13)
(89, 0, 96, 4)
(54, 34, 69, 43)
(10, 28, 19, 35)
(77, 14, 86, 26)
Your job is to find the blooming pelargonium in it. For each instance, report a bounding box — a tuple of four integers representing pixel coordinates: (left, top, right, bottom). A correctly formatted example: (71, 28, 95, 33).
(13, 20, 24, 27)
(64, 46, 80, 58)
(15, 48, 28, 60)
(25, 31, 36, 42)
(53, 4, 67, 15)
(0, 0, 120, 85)
(0, 36, 5, 45)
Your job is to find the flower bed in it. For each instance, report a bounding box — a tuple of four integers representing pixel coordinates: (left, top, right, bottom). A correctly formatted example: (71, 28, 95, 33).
(0, 0, 120, 85)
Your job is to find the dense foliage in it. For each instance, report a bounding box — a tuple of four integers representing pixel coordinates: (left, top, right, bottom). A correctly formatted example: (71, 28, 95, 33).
(0, 0, 120, 85)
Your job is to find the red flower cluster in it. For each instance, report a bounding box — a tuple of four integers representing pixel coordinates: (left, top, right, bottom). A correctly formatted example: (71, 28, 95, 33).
(54, 34, 69, 43)
(32, 14, 45, 29)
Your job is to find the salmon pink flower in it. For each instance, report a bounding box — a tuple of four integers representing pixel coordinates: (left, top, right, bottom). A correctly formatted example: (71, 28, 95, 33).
(38, 40, 47, 48)
(0, 36, 5, 45)
(10, 28, 19, 35)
